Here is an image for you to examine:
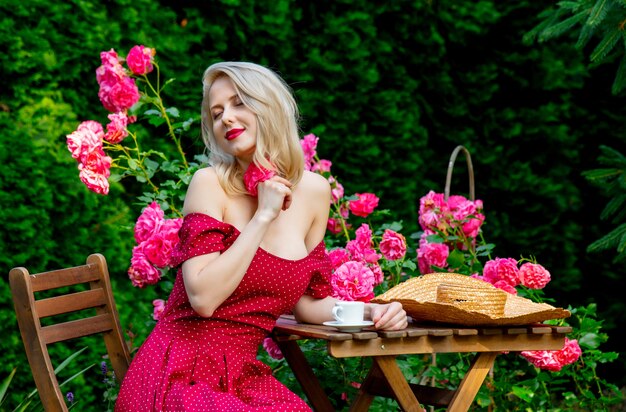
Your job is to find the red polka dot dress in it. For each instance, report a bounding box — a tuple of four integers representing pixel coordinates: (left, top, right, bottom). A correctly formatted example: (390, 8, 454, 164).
(115, 213, 332, 411)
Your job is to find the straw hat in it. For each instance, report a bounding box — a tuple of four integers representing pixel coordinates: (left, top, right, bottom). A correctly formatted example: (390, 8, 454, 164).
(371, 273, 570, 326)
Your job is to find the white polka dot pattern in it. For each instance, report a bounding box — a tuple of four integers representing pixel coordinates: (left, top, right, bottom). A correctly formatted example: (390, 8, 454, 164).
(115, 213, 332, 411)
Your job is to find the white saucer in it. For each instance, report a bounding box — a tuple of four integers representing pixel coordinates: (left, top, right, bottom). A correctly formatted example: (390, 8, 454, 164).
(323, 320, 375, 332)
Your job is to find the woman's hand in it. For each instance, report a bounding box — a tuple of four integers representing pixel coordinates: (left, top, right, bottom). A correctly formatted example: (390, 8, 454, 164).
(368, 302, 408, 330)
(255, 176, 292, 220)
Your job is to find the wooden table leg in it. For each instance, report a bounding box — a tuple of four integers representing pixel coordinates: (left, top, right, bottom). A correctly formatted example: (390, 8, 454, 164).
(358, 356, 425, 412)
(447, 352, 498, 412)
(275, 339, 335, 412)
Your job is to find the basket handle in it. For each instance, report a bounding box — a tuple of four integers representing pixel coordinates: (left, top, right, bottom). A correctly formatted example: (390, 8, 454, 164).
(444, 145, 475, 201)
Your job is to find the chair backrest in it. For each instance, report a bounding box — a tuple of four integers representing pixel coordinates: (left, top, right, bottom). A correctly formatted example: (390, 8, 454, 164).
(9, 253, 131, 412)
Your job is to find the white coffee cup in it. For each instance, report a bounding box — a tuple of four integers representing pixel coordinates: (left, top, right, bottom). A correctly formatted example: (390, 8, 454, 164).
(332, 301, 365, 324)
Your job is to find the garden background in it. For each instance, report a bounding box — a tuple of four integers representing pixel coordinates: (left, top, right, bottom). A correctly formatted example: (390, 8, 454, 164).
(1, 0, 625, 410)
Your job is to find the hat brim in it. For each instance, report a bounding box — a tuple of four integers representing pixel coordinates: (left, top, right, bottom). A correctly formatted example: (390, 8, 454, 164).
(371, 273, 570, 326)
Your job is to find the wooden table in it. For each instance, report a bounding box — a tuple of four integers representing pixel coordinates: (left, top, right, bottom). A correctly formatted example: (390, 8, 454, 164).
(272, 315, 571, 412)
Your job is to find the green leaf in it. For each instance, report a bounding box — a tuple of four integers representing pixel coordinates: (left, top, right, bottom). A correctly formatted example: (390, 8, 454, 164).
(0, 367, 16, 405)
(143, 109, 161, 117)
(128, 158, 139, 171)
(447, 249, 465, 268)
(585, 0, 610, 28)
(589, 27, 621, 62)
(165, 107, 180, 118)
(579, 332, 603, 349)
(511, 385, 535, 402)
(539, 11, 586, 42)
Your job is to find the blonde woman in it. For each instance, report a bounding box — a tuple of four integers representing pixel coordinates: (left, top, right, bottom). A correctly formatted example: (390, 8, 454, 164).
(116, 62, 407, 411)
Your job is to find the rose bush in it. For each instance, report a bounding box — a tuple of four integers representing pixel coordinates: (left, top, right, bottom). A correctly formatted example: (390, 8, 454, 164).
(67, 46, 622, 411)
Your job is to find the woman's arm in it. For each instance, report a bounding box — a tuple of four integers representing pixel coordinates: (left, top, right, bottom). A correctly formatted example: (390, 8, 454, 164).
(294, 295, 408, 330)
(291, 172, 408, 330)
(181, 168, 292, 317)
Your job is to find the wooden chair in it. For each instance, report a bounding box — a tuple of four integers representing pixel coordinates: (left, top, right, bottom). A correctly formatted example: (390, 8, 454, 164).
(9, 253, 131, 412)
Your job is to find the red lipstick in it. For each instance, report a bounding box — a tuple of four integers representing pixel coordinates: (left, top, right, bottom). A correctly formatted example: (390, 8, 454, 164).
(225, 128, 244, 141)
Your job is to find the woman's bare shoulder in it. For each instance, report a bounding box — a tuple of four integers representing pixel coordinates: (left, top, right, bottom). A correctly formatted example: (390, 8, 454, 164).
(300, 170, 331, 196)
(182, 167, 226, 217)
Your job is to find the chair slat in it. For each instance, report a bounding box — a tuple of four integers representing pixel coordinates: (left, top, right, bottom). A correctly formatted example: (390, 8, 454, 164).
(30, 264, 100, 292)
(42, 314, 113, 344)
(35, 289, 107, 318)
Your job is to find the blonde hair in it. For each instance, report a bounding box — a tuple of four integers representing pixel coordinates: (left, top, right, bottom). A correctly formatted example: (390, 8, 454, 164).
(201, 62, 304, 195)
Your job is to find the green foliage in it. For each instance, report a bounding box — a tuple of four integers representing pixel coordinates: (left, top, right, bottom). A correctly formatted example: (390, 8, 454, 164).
(583, 145, 626, 263)
(524, 0, 626, 94)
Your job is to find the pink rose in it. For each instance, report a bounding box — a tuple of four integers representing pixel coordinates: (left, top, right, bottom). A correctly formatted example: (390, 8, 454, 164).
(327, 248, 350, 269)
(483, 257, 520, 287)
(134, 202, 165, 243)
(78, 147, 111, 195)
(492, 280, 518, 295)
(262, 337, 284, 360)
(96, 49, 126, 86)
(349, 193, 379, 218)
(98, 76, 140, 113)
(331, 261, 376, 302)
(142, 233, 175, 268)
(521, 338, 581, 372)
(66, 120, 104, 163)
(417, 241, 449, 274)
(311, 159, 332, 173)
(369, 262, 384, 285)
(330, 181, 344, 204)
(379, 229, 407, 260)
(152, 299, 165, 321)
(103, 112, 130, 144)
(519, 262, 551, 289)
(126, 45, 155, 75)
(418, 191, 446, 230)
(326, 217, 343, 234)
(300, 133, 319, 168)
(243, 162, 276, 196)
(128, 245, 161, 287)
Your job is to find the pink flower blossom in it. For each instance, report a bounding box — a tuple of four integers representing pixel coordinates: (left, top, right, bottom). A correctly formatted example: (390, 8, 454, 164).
(483, 257, 520, 287)
(128, 245, 161, 287)
(103, 112, 130, 144)
(327, 248, 350, 269)
(346, 232, 380, 263)
(521, 338, 582, 372)
(66, 120, 104, 163)
(300, 133, 319, 168)
(98, 76, 140, 113)
(134, 202, 165, 243)
(147, 218, 183, 268)
(492, 280, 518, 295)
(262, 337, 284, 360)
(326, 218, 343, 234)
(126, 45, 155, 75)
(331, 261, 376, 302)
(78, 147, 112, 195)
(379, 229, 407, 260)
(95, 49, 126, 86)
(330, 181, 344, 204)
(311, 159, 332, 173)
(152, 299, 165, 321)
(349, 193, 379, 218)
(417, 241, 449, 274)
(418, 191, 446, 230)
(142, 233, 175, 268)
(243, 162, 276, 196)
(519, 262, 551, 289)
(369, 262, 384, 285)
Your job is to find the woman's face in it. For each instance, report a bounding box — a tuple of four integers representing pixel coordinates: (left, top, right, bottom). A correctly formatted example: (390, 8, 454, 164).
(208, 76, 258, 165)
